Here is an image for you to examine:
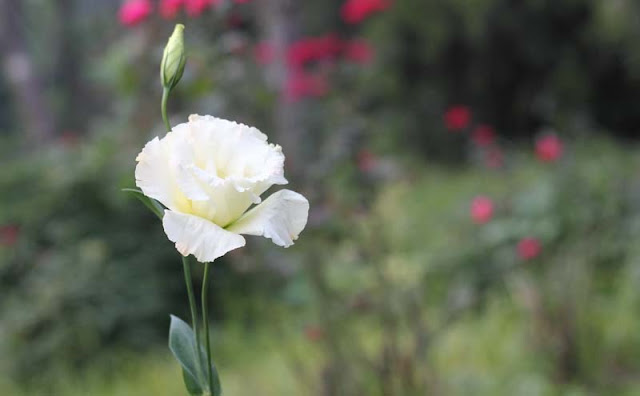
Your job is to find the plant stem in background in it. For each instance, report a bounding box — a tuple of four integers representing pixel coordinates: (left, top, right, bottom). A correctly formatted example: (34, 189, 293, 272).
(202, 262, 214, 393)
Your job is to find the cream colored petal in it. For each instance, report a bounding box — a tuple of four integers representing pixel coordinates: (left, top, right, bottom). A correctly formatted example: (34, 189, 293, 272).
(163, 210, 246, 262)
(135, 137, 188, 211)
(227, 190, 309, 247)
(188, 115, 288, 187)
(188, 114, 268, 141)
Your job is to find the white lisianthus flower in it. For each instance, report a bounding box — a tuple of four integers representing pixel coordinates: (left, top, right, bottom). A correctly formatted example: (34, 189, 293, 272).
(135, 115, 309, 262)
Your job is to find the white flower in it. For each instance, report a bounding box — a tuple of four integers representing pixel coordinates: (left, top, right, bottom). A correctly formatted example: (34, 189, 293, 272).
(135, 114, 309, 262)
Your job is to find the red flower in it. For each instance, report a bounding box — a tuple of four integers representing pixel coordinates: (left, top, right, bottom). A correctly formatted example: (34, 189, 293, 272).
(285, 71, 329, 101)
(517, 237, 541, 260)
(184, 0, 217, 17)
(535, 134, 563, 163)
(226, 13, 244, 28)
(341, 0, 392, 24)
(287, 34, 342, 69)
(304, 325, 325, 342)
(59, 130, 79, 147)
(317, 34, 343, 59)
(0, 224, 19, 247)
(444, 105, 471, 131)
(470, 196, 494, 224)
(160, 0, 184, 19)
(357, 149, 378, 173)
(472, 124, 496, 147)
(118, 0, 152, 27)
(287, 39, 317, 69)
(343, 39, 374, 64)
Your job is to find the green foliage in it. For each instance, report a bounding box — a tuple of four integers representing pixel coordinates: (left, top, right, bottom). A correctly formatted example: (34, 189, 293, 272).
(0, 134, 185, 381)
(278, 137, 640, 394)
(1, 133, 639, 394)
(122, 188, 164, 220)
(169, 315, 221, 396)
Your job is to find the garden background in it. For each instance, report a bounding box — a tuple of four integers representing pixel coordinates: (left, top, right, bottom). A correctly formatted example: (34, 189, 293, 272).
(1, 0, 640, 394)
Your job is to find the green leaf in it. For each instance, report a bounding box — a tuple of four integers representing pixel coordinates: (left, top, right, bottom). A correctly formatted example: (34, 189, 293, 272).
(122, 188, 164, 219)
(168, 315, 223, 395)
(169, 315, 206, 392)
(207, 360, 222, 396)
(194, 334, 222, 396)
(182, 368, 204, 395)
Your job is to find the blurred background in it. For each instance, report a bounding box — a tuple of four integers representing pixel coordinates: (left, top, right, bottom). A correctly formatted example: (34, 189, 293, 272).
(1, 0, 640, 394)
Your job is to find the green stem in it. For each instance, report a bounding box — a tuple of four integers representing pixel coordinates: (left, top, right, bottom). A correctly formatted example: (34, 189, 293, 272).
(202, 262, 214, 393)
(182, 256, 205, 384)
(161, 87, 171, 132)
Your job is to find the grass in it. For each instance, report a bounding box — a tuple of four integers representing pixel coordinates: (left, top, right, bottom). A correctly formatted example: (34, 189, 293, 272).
(0, 323, 316, 395)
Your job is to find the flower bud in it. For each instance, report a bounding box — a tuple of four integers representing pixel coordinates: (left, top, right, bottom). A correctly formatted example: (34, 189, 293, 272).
(161, 24, 186, 91)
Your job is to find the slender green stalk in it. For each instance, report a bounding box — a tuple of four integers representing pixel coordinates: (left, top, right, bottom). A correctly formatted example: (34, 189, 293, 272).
(161, 87, 171, 133)
(181, 255, 205, 384)
(202, 261, 214, 393)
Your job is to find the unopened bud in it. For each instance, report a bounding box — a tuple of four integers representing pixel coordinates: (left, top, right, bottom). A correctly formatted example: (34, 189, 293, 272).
(161, 24, 186, 91)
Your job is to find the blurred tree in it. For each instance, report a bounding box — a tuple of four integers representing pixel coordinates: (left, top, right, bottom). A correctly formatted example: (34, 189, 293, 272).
(0, 0, 55, 144)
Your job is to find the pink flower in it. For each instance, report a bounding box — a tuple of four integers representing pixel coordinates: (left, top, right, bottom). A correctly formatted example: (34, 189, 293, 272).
(535, 134, 563, 163)
(470, 196, 494, 224)
(59, 130, 79, 147)
(184, 0, 217, 17)
(0, 224, 19, 247)
(285, 71, 329, 101)
(517, 237, 541, 260)
(472, 124, 496, 147)
(226, 13, 244, 28)
(357, 149, 378, 173)
(118, 0, 152, 27)
(160, 0, 184, 19)
(304, 325, 325, 342)
(287, 39, 318, 69)
(343, 39, 374, 64)
(341, 0, 392, 24)
(254, 42, 275, 65)
(444, 105, 471, 131)
(316, 34, 343, 59)
(287, 34, 342, 69)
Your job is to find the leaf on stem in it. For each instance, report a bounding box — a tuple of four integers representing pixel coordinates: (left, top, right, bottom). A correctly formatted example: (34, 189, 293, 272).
(122, 188, 164, 219)
(169, 315, 222, 396)
(182, 368, 204, 395)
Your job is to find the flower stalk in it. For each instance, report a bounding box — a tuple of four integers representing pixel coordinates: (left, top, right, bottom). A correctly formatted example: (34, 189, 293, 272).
(202, 262, 214, 393)
(161, 87, 171, 133)
(182, 255, 206, 385)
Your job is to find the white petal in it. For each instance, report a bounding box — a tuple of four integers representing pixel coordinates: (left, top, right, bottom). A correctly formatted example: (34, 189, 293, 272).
(135, 137, 181, 210)
(163, 210, 246, 262)
(227, 190, 309, 247)
(187, 115, 288, 187)
(189, 114, 268, 141)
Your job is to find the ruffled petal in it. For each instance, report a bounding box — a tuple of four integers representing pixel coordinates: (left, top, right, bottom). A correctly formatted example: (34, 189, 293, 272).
(227, 190, 309, 247)
(163, 210, 246, 262)
(135, 137, 185, 211)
